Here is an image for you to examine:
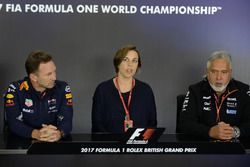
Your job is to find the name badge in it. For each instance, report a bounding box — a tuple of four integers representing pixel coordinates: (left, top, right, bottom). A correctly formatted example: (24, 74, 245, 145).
(124, 119, 133, 132)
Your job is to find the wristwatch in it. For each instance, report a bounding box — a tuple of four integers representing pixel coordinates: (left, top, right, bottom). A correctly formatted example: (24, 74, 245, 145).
(233, 126, 240, 138)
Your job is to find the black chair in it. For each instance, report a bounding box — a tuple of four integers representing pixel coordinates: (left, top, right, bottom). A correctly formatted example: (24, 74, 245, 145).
(3, 108, 8, 134)
(3, 93, 10, 135)
(176, 94, 186, 133)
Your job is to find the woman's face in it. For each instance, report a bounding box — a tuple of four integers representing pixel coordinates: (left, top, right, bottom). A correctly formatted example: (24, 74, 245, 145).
(117, 50, 139, 79)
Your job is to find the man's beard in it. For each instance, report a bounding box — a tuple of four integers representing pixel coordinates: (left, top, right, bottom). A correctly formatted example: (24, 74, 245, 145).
(209, 83, 228, 93)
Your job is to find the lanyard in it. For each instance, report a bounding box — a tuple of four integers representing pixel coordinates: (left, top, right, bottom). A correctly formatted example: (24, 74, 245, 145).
(214, 89, 238, 122)
(115, 77, 135, 120)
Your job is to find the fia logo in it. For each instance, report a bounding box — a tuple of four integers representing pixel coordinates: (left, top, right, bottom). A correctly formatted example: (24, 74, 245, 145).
(126, 128, 155, 144)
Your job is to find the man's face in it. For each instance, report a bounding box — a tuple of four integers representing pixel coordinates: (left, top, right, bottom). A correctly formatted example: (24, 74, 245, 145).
(207, 58, 232, 93)
(35, 60, 57, 90)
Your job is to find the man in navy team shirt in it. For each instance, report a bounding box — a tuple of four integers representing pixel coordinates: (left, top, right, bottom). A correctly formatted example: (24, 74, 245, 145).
(4, 51, 73, 142)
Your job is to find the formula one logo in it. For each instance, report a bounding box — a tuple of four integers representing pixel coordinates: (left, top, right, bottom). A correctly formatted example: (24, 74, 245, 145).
(126, 128, 156, 144)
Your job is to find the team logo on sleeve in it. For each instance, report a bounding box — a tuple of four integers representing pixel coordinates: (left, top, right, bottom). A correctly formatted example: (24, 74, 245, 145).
(65, 85, 71, 92)
(65, 93, 73, 99)
(181, 91, 189, 112)
(8, 84, 16, 93)
(25, 99, 33, 107)
(9, 84, 16, 90)
(5, 93, 15, 107)
(5, 99, 14, 107)
(65, 88, 73, 105)
(19, 81, 29, 91)
(6, 93, 14, 99)
(66, 98, 73, 106)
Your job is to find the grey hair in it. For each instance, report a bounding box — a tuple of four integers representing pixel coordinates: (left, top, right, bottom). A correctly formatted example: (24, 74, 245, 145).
(206, 51, 232, 70)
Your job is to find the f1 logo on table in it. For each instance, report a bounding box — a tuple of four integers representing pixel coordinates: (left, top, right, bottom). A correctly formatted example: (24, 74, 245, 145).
(126, 128, 155, 144)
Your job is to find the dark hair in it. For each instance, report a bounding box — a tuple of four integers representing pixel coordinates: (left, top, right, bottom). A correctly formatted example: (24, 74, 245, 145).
(25, 51, 53, 75)
(113, 45, 141, 73)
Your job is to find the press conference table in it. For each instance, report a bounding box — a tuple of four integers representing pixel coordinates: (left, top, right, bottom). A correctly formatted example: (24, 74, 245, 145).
(1, 133, 250, 167)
